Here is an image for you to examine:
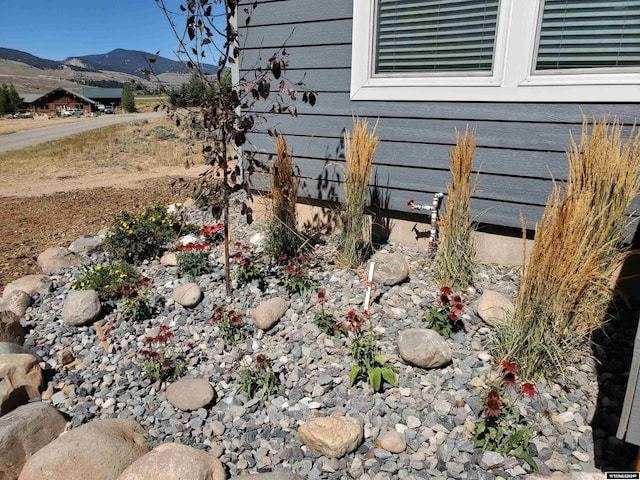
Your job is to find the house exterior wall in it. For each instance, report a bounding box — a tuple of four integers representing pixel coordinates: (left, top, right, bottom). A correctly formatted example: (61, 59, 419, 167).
(238, 0, 640, 236)
(31, 92, 91, 115)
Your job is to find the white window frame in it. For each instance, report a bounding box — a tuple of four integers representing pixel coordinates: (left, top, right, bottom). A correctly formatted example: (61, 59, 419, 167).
(350, 0, 640, 102)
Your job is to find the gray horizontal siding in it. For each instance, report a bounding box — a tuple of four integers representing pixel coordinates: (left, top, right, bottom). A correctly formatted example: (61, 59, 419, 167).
(238, 0, 640, 233)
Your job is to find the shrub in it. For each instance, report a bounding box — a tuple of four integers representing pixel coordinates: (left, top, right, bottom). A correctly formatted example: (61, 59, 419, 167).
(150, 125, 178, 140)
(103, 204, 179, 264)
(238, 354, 279, 401)
(120, 287, 155, 323)
(339, 117, 379, 268)
(424, 286, 466, 339)
(176, 243, 214, 278)
(72, 262, 140, 301)
(210, 305, 247, 349)
(314, 292, 345, 336)
(472, 360, 539, 471)
(282, 254, 316, 296)
(346, 310, 397, 392)
(265, 134, 303, 258)
(233, 243, 263, 287)
(139, 326, 185, 384)
(493, 117, 640, 382)
(434, 128, 477, 288)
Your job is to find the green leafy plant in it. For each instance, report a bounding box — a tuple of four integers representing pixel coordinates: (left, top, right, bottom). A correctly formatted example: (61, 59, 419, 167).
(346, 310, 397, 392)
(120, 284, 155, 323)
(103, 204, 180, 264)
(139, 326, 185, 384)
(210, 305, 247, 349)
(424, 286, 466, 339)
(314, 291, 346, 337)
(72, 262, 140, 301)
(472, 360, 539, 471)
(233, 243, 263, 287)
(282, 254, 316, 296)
(176, 242, 214, 278)
(238, 354, 279, 401)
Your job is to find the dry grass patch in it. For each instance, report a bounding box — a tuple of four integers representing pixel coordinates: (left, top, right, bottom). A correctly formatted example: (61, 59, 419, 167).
(493, 117, 640, 382)
(0, 117, 195, 179)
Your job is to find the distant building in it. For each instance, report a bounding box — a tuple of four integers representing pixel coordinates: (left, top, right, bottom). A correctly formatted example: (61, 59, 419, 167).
(82, 87, 123, 108)
(21, 88, 96, 115)
(19, 86, 124, 115)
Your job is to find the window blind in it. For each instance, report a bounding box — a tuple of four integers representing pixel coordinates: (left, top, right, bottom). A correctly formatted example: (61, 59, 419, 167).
(536, 0, 640, 70)
(375, 0, 500, 73)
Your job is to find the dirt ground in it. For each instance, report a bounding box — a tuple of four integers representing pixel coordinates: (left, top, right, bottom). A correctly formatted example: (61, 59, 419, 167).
(0, 166, 206, 290)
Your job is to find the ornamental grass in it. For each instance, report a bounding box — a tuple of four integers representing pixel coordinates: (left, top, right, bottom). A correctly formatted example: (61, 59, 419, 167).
(265, 134, 302, 257)
(434, 128, 477, 288)
(493, 117, 640, 382)
(339, 117, 379, 268)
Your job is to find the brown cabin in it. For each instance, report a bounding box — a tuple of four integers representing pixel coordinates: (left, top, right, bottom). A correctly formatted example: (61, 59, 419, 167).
(27, 88, 96, 115)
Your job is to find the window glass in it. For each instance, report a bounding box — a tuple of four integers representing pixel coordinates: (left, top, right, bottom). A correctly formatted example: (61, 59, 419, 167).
(375, 0, 500, 73)
(536, 0, 640, 70)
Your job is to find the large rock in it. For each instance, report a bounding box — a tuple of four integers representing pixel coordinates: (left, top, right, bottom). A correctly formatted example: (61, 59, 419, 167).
(166, 378, 215, 411)
(298, 416, 363, 458)
(116, 443, 225, 480)
(0, 343, 41, 361)
(473, 290, 515, 328)
(18, 419, 149, 480)
(252, 297, 289, 330)
(377, 429, 406, 453)
(172, 283, 202, 308)
(398, 328, 452, 369)
(371, 252, 410, 286)
(36, 247, 89, 275)
(0, 312, 25, 345)
(0, 402, 68, 480)
(61, 290, 101, 327)
(2, 276, 49, 299)
(0, 291, 32, 318)
(68, 235, 104, 255)
(0, 354, 42, 416)
(160, 252, 178, 267)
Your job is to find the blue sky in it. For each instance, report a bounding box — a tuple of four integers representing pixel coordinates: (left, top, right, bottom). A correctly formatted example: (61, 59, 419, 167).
(0, 1, 223, 61)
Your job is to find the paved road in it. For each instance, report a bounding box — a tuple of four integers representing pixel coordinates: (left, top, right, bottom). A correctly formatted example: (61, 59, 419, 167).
(0, 112, 165, 153)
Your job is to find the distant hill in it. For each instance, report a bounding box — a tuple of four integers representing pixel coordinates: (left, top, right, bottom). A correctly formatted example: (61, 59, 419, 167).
(0, 47, 61, 70)
(0, 47, 216, 78)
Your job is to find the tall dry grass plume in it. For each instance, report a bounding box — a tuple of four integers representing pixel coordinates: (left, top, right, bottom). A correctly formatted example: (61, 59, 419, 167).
(493, 117, 640, 382)
(339, 117, 379, 268)
(265, 134, 302, 257)
(434, 128, 477, 288)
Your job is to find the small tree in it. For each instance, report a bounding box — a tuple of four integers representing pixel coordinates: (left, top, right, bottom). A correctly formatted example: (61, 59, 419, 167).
(7, 84, 21, 113)
(121, 82, 136, 113)
(156, 0, 316, 295)
(0, 84, 8, 115)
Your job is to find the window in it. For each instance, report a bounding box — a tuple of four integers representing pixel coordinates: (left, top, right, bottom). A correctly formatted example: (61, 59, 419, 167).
(351, 0, 640, 102)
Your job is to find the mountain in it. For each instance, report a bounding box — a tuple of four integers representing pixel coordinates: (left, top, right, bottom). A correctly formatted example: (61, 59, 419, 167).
(0, 47, 216, 78)
(66, 48, 217, 77)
